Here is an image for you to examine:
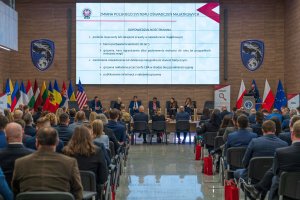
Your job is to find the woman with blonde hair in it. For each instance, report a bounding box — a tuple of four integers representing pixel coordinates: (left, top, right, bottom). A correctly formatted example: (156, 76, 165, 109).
(55, 108, 64, 124)
(4, 109, 14, 122)
(45, 113, 58, 127)
(63, 126, 108, 186)
(92, 119, 109, 150)
(89, 111, 97, 124)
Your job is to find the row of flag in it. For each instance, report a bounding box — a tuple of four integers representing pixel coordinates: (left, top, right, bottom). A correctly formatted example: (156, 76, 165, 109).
(3, 79, 88, 112)
(236, 79, 287, 111)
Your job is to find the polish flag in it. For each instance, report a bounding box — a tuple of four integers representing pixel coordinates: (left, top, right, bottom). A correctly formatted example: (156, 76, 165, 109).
(236, 80, 246, 109)
(262, 79, 275, 112)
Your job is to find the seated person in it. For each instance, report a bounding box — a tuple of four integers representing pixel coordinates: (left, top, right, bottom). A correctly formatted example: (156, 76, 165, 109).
(0, 115, 9, 149)
(68, 108, 76, 124)
(220, 106, 231, 120)
(184, 97, 194, 116)
(12, 127, 83, 199)
(120, 104, 131, 123)
(149, 97, 160, 118)
(270, 117, 283, 136)
(279, 115, 300, 145)
(175, 106, 190, 144)
(0, 122, 34, 187)
(248, 108, 256, 125)
(217, 114, 234, 137)
(244, 120, 300, 200)
(55, 113, 73, 144)
(133, 106, 149, 144)
(152, 109, 166, 143)
(129, 96, 141, 116)
(23, 113, 36, 137)
(92, 119, 109, 150)
(32, 106, 42, 123)
(63, 126, 108, 188)
(266, 108, 283, 122)
(281, 108, 297, 132)
(234, 120, 288, 180)
(69, 111, 86, 131)
(113, 97, 122, 110)
(90, 96, 103, 114)
(82, 104, 91, 119)
(167, 97, 178, 119)
(0, 167, 13, 200)
(106, 109, 126, 145)
(13, 109, 23, 121)
(197, 109, 221, 135)
(250, 111, 264, 137)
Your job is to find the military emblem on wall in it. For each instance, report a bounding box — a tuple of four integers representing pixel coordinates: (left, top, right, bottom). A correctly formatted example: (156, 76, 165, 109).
(241, 40, 264, 71)
(31, 39, 55, 71)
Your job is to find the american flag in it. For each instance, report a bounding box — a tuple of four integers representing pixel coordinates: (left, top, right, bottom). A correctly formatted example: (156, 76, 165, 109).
(76, 79, 87, 109)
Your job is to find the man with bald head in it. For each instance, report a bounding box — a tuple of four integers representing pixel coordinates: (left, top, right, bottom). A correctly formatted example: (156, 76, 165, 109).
(133, 105, 149, 143)
(0, 122, 34, 187)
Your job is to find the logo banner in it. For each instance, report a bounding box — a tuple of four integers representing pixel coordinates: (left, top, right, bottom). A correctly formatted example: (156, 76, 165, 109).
(287, 94, 299, 110)
(241, 40, 264, 71)
(31, 39, 55, 71)
(214, 85, 230, 111)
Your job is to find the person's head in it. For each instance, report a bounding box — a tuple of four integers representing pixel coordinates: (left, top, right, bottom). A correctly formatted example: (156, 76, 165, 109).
(170, 97, 175, 103)
(117, 97, 122, 103)
(23, 113, 33, 126)
(62, 107, 67, 113)
(82, 104, 89, 111)
(179, 106, 184, 112)
(5, 122, 23, 143)
(272, 109, 280, 114)
(211, 110, 221, 128)
(63, 126, 96, 157)
(289, 115, 300, 131)
(92, 119, 104, 138)
(37, 106, 43, 113)
(250, 108, 256, 115)
(69, 108, 76, 118)
(94, 96, 99, 102)
(221, 105, 227, 112)
(251, 84, 255, 89)
(4, 109, 14, 122)
(139, 105, 145, 113)
(156, 109, 162, 116)
(133, 96, 138, 101)
(185, 97, 192, 104)
(45, 113, 58, 126)
(36, 127, 58, 151)
(109, 109, 120, 120)
(96, 114, 108, 125)
(291, 121, 300, 142)
(120, 104, 126, 111)
(14, 119, 25, 129)
(23, 105, 29, 113)
(75, 111, 86, 122)
(13, 109, 23, 120)
(36, 117, 51, 130)
(270, 117, 282, 136)
(220, 114, 233, 128)
(59, 113, 69, 125)
(55, 108, 64, 123)
(262, 120, 276, 135)
(289, 109, 297, 118)
(41, 111, 49, 117)
(153, 97, 157, 103)
(255, 111, 264, 124)
(89, 112, 97, 123)
(0, 115, 9, 130)
(237, 115, 249, 129)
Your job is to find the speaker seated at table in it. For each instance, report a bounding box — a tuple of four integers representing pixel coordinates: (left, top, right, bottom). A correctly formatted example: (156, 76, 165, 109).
(90, 96, 103, 114)
(166, 97, 178, 119)
(148, 97, 160, 118)
(129, 96, 142, 116)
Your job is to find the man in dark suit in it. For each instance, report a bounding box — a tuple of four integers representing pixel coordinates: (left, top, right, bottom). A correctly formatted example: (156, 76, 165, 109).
(12, 127, 83, 200)
(244, 120, 300, 200)
(279, 115, 300, 146)
(55, 113, 73, 144)
(90, 96, 103, 114)
(175, 106, 190, 144)
(220, 105, 230, 120)
(0, 122, 34, 187)
(0, 115, 9, 149)
(129, 96, 141, 116)
(23, 113, 36, 137)
(148, 97, 160, 118)
(133, 105, 149, 143)
(250, 111, 264, 137)
(32, 106, 42, 123)
(234, 120, 288, 180)
(224, 115, 257, 156)
(106, 109, 126, 145)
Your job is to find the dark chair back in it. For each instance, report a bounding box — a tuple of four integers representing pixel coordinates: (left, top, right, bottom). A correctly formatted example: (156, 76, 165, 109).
(214, 136, 225, 149)
(192, 101, 197, 108)
(203, 132, 217, 146)
(279, 172, 300, 200)
(248, 157, 273, 182)
(133, 121, 148, 132)
(80, 171, 97, 192)
(166, 101, 171, 109)
(109, 141, 116, 157)
(226, 147, 247, 169)
(16, 192, 74, 200)
(203, 101, 214, 110)
(152, 121, 166, 132)
(176, 120, 190, 132)
(110, 101, 116, 109)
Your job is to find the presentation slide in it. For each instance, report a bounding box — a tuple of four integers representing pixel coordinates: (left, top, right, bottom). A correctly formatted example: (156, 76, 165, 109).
(76, 3, 220, 84)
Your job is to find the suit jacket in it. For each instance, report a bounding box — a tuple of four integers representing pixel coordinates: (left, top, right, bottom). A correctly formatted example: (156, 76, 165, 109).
(90, 100, 103, 114)
(281, 119, 290, 132)
(251, 123, 263, 137)
(133, 112, 149, 123)
(0, 167, 13, 200)
(105, 121, 126, 143)
(12, 150, 83, 200)
(248, 114, 256, 125)
(70, 147, 108, 185)
(104, 127, 120, 152)
(32, 112, 42, 123)
(24, 126, 36, 137)
(266, 113, 283, 122)
(0, 144, 34, 187)
(148, 101, 160, 114)
(24, 136, 64, 153)
(175, 112, 190, 121)
(0, 131, 7, 149)
(152, 114, 165, 122)
(242, 135, 288, 168)
(278, 132, 292, 146)
(55, 124, 74, 143)
(129, 101, 141, 116)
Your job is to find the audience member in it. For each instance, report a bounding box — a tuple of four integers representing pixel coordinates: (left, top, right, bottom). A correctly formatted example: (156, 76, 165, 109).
(270, 117, 282, 136)
(55, 112, 73, 144)
(0, 167, 13, 200)
(13, 110, 23, 121)
(0, 122, 34, 186)
(281, 108, 297, 132)
(89, 111, 97, 124)
(129, 96, 141, 116)
(133, 106, 149, 143)
(220, 106, 231, 120)
(0, 115, 9, 148)
(120, 104, 131, 123)
(106, 109, 126, 144)
(23, 113, 36, 137)
(175, 106, 190, 144)
(197, 109, 221, 135)
(217, 114, 234, 137)
(32, 106, 42, 123)
(234, 120, 288, 180)
(55, 108, 64, 124)
(45, 113, 58, 127)
(92, 119, 109, 149)
(279, 115, 300, 145)
(69, 111, 86, 131)
(69, 108, 76, 124)
(12, 127, 83, 199)
(167, 97, 178, 119)
(14, 119, 31, 144)
(152, 109, 166, 143)
(22, 105, 29, 114)
(248, 108, 256, 125)
(4, 109, 14, 123)
(281, 106, 290, 121)
(250, 111, 264, 137)
(266, 108, 283, 122)
(200, 108, 211, 122)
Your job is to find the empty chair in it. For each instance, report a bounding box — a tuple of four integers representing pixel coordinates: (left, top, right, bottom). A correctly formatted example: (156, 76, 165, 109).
(176, 120, 191, 144)
(151, 121, 167, 144)
(79, 171, 98, 200)
(214, 136, 225, 150)
(225, 147, 247, 180)
(16, 192, 74, 200)
(132, 121, 148, 144)
(279, 172, 300, 200)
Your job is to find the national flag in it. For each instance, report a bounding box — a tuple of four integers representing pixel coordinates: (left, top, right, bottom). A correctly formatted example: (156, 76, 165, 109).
(262, 79, 275, 112)
(43, 81, 58, 113)
(33, 80, 42, 111)
(76, 79, 87, 109)
(0, 93, 7, 113)
(11, 81, 20, 111)
(5, 79, 13, 109)
(41, 81, 48, 103)
(27, 80, 35, 108)
(68, 80, 76, 101)
(60, 81, 69, 108)
(236, 80, 246, 109)
(251, 80, 262, 110)
(274, 80, 287, 110)
(53, 80, 62, 106)
(16, 81, 29, 108)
